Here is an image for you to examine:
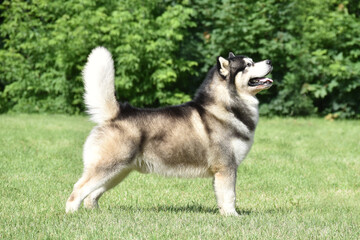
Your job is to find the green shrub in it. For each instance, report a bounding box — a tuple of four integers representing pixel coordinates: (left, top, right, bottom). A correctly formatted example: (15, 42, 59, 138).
(1, 0, 359, 118)
(0, 0, 196, 113)
(190, 0, 360, 118)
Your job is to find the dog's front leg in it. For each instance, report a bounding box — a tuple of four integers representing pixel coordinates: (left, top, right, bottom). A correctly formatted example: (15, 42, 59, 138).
(213, 169, 239, 216)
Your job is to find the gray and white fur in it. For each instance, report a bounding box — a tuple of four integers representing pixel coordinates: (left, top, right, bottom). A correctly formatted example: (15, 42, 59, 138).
(66, 47, 273, 216)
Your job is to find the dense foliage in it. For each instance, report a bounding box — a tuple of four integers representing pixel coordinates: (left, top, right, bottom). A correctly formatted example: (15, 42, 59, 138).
(0, 0, 196, 113)
(1, 0, 359, 118)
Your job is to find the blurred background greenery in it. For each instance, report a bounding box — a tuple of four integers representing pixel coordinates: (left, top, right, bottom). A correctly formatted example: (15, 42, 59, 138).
(0, 0, 359, 118)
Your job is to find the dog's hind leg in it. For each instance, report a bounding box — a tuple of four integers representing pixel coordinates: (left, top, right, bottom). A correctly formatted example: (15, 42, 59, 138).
(213, 169, 239, 216)
(65, 165, 131, 213)
(66, 124, 139, 213)
(83, 168, 131, 209)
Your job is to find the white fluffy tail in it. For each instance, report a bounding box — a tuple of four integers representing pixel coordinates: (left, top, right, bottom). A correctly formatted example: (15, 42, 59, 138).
(83, 47, 119, 124)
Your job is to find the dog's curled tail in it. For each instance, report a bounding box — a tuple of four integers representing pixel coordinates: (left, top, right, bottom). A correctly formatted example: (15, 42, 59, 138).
(83, 47, 119, 124)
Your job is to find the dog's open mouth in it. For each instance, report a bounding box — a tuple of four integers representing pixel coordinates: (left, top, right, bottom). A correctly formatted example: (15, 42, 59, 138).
(248, 66, 273, 87)
(248, 77, 273, 87)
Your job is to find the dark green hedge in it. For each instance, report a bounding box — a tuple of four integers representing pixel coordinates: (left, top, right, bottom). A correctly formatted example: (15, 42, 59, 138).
(1, 0, 359, 118)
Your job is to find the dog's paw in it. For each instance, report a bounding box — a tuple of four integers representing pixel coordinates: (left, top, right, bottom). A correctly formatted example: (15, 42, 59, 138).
(84, 196, 99, 209)
(220, 209, 239, 217)
(65, 201, 80, 213)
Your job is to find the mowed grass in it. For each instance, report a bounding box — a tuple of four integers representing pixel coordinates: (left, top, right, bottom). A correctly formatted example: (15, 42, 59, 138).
(0, 114, 359, 239)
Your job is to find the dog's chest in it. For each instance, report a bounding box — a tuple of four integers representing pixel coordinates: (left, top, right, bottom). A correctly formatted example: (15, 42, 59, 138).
(227, 112, 257, 166)
(231, 136, 254, 165)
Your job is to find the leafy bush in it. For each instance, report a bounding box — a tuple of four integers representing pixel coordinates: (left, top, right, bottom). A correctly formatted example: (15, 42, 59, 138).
(0, 0, 196, 113)
(1, 0, 359, 118)
(190, 0, 360, 118)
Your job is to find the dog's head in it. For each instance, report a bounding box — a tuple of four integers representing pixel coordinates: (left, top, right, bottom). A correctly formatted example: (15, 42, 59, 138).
(217, 52, 273, 95)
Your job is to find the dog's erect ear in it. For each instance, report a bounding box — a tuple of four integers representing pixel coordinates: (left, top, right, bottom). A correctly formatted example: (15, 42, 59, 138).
(217, 56, 230, 79)
(228, 52, 235, 58)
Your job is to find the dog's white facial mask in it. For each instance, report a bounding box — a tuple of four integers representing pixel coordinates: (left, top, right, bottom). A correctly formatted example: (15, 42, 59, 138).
(236, 58, 273, 95)
(247, 59, 273, 80)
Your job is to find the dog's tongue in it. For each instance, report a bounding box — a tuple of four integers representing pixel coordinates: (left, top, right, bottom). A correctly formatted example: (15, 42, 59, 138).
(259, 78, 273, 84)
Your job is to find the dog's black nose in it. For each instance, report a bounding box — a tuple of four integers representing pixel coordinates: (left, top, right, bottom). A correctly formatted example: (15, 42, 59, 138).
(266, 60, 272, 66)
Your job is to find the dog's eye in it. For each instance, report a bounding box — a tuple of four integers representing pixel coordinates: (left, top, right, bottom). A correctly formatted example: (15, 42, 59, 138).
(246, 63, 251, 67)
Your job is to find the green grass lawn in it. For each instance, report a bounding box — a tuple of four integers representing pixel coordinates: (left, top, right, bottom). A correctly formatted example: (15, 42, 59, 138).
(0, 114, 359, 239)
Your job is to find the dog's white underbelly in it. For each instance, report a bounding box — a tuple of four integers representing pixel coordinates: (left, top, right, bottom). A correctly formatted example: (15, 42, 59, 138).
(134, 157, 213, 178)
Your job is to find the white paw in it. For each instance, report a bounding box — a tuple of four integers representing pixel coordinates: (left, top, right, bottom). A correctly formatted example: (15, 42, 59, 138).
(65, 201, 80, 213)
(220, 208, 239, 216)
(84, 197, 99, 209)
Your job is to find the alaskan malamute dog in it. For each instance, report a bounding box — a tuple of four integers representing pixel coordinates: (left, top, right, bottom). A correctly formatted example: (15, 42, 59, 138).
(66, 47, 273, 216)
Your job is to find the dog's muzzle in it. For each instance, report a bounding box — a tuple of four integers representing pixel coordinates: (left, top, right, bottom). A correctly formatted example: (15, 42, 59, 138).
(248, 60, 273, 87)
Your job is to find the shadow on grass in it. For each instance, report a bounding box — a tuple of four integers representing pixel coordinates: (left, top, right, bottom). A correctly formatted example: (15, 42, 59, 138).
(113, 204, 252, 215)
(150, 204, 218, 214)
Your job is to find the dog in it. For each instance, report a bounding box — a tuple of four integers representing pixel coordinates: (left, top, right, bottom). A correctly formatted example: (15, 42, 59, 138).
(65, 47, 273, 216)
